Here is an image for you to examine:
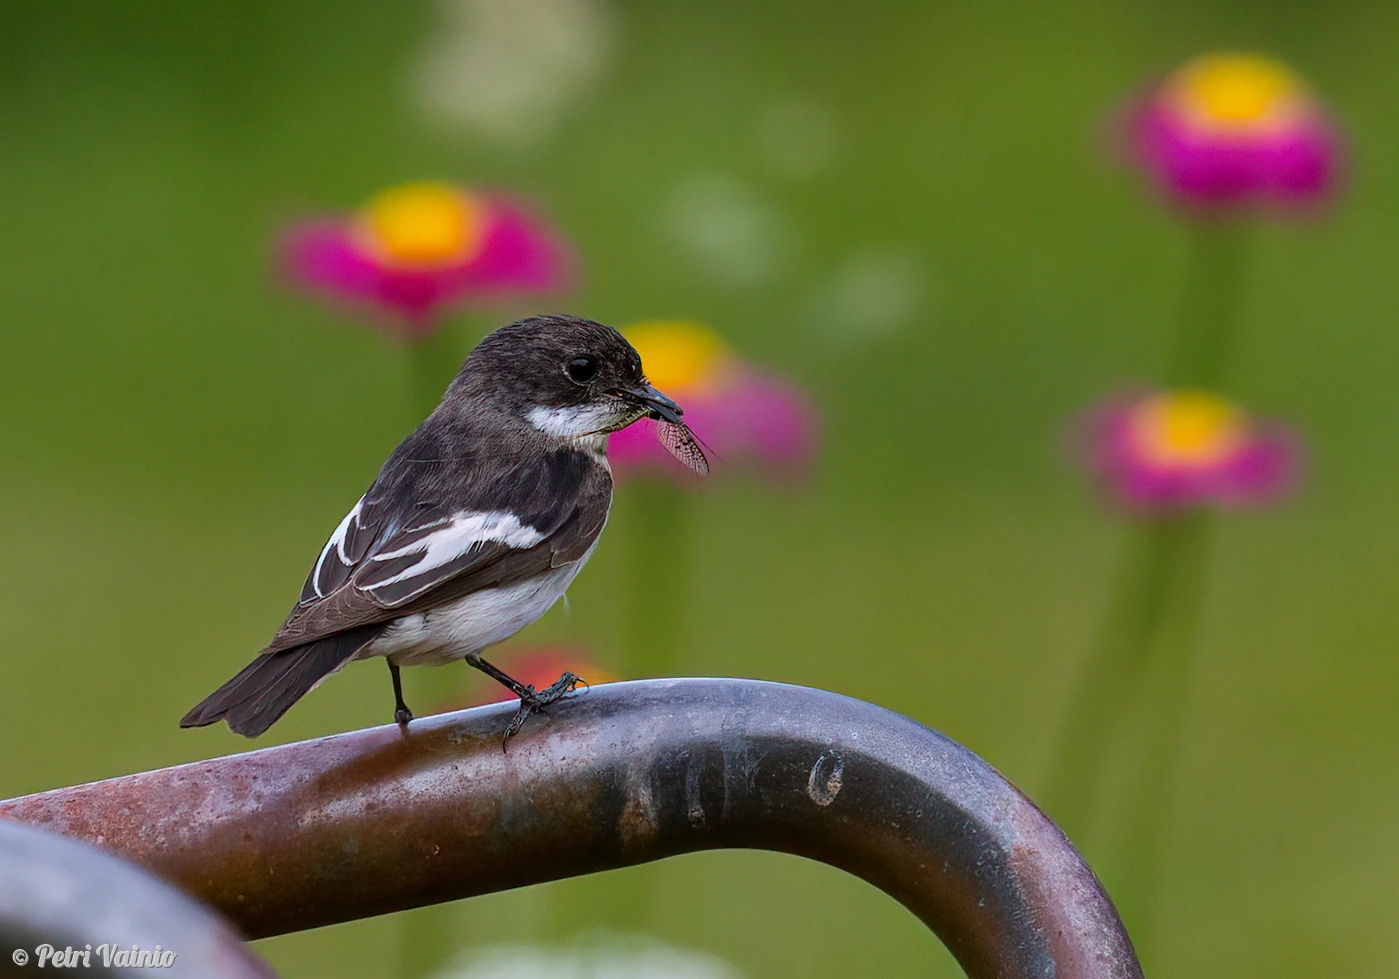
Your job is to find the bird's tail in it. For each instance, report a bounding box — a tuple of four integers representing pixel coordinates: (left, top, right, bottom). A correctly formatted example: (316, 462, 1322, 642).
(180, 625, 382, 737)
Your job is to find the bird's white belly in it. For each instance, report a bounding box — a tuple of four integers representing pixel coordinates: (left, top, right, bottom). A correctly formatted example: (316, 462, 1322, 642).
(360, 554, 591, 668)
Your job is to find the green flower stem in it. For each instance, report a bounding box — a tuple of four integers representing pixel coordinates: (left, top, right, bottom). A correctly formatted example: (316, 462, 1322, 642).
(1042, 516, 1203, 839)
(1167, 219, 1249, 389)
(622, 480, 694, 679)
(1105, 513, 1212, 969)
(406, 324, 466, 421)
(1100, 219, 1249, 956)
(1046, 219, 1248, 851)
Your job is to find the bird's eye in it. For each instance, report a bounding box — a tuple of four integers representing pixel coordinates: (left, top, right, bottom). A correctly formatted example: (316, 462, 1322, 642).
(565, 355, 598, 383)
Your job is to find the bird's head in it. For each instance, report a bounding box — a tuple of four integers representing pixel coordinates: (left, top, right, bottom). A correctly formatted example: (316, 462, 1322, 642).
(448, 315, 683, 447)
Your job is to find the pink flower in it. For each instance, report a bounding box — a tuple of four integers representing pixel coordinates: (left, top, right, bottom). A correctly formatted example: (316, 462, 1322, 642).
(280, 181, 575, 337)
(607, 321, 819, 484)
(1076, 389, 1301, 512)
(1121, 53, 1343, 212)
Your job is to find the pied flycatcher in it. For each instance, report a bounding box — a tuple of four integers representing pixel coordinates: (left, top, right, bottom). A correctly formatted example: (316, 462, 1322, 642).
(181, 314, 688, 740)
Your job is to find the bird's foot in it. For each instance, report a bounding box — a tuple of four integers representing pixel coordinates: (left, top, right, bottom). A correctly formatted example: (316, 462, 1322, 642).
(394, 705, 414, 727)
(536, 670, 586, 703)
(501, 672, 585, 750)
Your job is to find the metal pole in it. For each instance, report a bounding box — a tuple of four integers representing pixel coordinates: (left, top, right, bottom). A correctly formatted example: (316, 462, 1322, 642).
(0, 821, 276, 978)
(0, 678, 1142, 979)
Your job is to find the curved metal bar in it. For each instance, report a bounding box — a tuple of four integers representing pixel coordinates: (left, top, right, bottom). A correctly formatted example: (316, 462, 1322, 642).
(0, 679, 1141, 979)
(0, 821, 277, 978)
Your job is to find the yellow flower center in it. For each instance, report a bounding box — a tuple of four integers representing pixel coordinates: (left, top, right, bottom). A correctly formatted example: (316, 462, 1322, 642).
(356, 182, 484, 267)
(625, 321, 732, 394)
(1165, 53, 1306, 133)
(1128, 391, 1247, 468)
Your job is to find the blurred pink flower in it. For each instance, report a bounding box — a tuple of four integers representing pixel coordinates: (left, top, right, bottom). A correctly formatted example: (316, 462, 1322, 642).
(608, 321, 818, 484)
(1076, 389, 1301, 512)
(1121, 53, 1343, 212)
(281, 181, 574, 336)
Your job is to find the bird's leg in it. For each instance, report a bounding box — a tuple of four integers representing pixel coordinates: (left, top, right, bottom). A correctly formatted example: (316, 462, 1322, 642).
(467, 656, 585, 748)
(388, 661, 413, 726)
(468, 656, 537, 700)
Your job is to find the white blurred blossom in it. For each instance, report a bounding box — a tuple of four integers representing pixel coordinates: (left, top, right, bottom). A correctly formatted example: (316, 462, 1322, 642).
(809, 247, 928, 343)
(665, 173, 792, 288)
(413, 0, 618, 147)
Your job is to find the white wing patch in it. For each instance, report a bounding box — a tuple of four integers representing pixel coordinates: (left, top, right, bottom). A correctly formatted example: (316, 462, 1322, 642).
(366, 511, 546, 591)
(307, 496, 365, 600)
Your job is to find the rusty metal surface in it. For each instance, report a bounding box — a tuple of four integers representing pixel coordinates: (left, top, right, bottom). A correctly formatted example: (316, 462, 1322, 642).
(0, 678, 1142, 979)
(0, 821, 277, 978)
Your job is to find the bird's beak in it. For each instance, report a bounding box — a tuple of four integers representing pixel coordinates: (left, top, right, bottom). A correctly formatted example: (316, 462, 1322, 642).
(613, 383, 684, 424)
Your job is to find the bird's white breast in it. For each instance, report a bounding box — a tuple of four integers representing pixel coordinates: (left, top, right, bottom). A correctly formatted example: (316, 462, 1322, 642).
(359, 539, 598, 668)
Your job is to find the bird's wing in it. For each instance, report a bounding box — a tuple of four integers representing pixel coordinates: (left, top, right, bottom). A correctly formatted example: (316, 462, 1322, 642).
(264, 449, 611, 654)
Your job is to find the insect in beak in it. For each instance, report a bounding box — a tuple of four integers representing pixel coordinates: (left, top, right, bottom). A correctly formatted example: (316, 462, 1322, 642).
(611, 383, 684, 424)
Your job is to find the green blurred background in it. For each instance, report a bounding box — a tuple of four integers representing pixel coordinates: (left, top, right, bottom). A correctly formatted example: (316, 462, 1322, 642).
(2, 0, 1398, 975)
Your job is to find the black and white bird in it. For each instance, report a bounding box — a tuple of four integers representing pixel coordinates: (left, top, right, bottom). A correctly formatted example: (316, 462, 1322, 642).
(181, 314, 688, 740)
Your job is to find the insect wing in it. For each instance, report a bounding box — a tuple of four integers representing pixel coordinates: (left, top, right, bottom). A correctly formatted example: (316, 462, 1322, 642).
(656, 421, 710, 477)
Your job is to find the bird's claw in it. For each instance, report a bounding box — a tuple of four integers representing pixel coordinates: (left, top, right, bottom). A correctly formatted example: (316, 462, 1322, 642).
(538, 671, 584, 702)
(500, 672, 586, 751)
